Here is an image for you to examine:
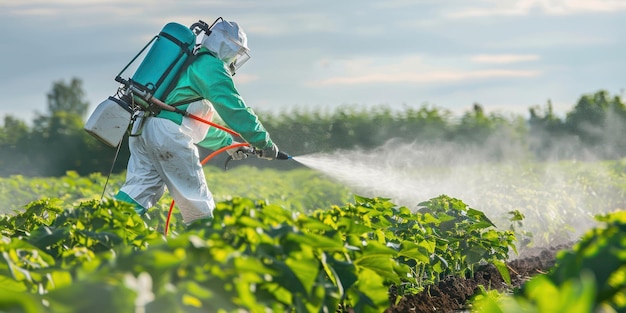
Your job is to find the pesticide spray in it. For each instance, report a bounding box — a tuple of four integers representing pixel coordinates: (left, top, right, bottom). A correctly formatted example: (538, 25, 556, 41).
(292, 140, 510, 209)
(291, 139, 620, 252)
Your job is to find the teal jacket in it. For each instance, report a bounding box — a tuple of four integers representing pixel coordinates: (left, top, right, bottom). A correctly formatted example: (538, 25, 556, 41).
(156, 47, 273, 151)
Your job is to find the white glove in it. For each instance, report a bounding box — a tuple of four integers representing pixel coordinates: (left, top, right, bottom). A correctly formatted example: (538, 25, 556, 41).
(258, 143, 279, 160)
(226, 144, 253, 161)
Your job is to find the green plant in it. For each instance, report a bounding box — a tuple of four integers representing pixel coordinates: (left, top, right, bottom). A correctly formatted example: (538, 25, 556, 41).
(0, 193, 515, 312)
(472, 210, 626, 312)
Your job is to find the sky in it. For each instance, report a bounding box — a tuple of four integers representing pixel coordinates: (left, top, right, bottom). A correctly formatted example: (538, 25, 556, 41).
(0, 0, 624, 124)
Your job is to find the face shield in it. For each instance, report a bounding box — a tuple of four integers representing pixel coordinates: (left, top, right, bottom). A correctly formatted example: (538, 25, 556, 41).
(202, 20, 251, 75)
(229, 47, 250, 74)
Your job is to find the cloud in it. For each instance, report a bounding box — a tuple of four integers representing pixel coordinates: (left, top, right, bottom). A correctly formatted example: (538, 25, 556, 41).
(310, 69, 540, 86)
(307, 55, 541, 86)
(0, 1, 151, 20)
(484, 32, 615, 49)
(0, 0, 138, 11)
(446, 0, 626, 18)
(471, 54, 540, 64)
(240, 11, 342, 36)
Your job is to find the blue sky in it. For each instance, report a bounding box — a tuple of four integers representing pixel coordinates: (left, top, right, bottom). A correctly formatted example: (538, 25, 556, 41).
(0, 0, 624, 124)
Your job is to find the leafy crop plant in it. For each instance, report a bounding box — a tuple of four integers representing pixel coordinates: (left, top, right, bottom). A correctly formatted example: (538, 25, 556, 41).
(0, 195, 515, 313)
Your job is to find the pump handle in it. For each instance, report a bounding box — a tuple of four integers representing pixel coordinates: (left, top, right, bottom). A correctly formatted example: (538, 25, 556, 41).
(191, 20, 209, 31)
(115, 76, 128, 85)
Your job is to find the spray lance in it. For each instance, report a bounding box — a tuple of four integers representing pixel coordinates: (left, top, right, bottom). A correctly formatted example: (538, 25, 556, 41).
(224, 146, 291, 170)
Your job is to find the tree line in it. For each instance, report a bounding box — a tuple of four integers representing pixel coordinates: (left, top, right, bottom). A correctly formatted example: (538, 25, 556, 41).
(0, 77, 624, 177)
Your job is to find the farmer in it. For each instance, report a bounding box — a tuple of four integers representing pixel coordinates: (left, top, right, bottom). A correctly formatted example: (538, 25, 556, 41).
(115, 19, 279, 224)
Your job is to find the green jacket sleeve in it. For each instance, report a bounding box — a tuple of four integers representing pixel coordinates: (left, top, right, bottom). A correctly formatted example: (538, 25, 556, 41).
(187, 52, 274, 150)
(197, 128, 233, 151)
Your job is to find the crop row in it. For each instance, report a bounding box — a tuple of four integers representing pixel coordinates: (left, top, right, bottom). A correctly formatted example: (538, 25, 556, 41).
(0, 194, 515, 312)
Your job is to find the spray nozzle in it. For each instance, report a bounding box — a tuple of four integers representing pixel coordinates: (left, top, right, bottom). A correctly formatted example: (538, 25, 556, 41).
(277, 151, 291, 160)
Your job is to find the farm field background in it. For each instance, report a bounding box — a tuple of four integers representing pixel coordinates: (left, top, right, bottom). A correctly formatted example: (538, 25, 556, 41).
(0, 166, 354, 219)
(4, 154, 624, 248)
(1, 157, 626, 312)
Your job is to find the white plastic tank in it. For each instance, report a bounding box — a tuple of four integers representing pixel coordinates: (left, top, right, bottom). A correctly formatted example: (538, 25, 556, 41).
(84, 96, 132, 147)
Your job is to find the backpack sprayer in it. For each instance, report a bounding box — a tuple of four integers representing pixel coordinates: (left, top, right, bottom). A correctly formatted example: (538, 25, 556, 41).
(84, 18, 291, 162)
(84, 20, 213, 147)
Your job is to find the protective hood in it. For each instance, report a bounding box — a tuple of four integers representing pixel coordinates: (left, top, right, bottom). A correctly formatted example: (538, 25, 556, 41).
(201, 20, 250, 75)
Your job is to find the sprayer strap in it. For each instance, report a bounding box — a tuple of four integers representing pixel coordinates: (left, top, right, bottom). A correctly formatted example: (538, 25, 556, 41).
(159, 32, 189, 51)
(160, 51, 211, 102)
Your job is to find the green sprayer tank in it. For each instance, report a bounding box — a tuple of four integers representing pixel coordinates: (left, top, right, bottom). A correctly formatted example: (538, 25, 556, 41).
(118, 22, 196, 107)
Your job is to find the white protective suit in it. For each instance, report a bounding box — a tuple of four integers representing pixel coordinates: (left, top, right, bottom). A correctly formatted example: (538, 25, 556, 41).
(119, 103, 215, 223)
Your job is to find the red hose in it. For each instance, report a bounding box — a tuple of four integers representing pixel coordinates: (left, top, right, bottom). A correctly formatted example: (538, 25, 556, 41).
(150, 96, 239, 137)
(164, 142, 250, 236)
(187, 113, 239, 137)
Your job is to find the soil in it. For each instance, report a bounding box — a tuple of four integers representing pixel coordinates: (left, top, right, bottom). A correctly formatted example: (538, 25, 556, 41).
(383, 243, 573, 313)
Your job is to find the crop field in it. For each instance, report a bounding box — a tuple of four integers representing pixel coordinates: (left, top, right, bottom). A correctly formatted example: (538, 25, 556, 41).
(1, 160, 625, 312)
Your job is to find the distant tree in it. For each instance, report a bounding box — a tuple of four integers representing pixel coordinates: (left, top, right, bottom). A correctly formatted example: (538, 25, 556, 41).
(260, 107, 332, 156)
(448, 103, 530, 162)
(0, 115, 29, 146)
(396, 104, 451, 143)
(26, 78, 93, 176)
(565, 91, 609, 143)
(47, 78, 90, 118)
(529, 100, 563, 133)
(564, 90, 626, 158)
(328, 107, 364, 150)
(454, 103, 496, 144)
(0, 115, 32, 176)
(528, 100, 570, 160)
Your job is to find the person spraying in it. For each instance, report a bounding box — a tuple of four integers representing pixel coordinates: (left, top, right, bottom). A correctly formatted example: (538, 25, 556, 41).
(114, 18, 280, 224)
